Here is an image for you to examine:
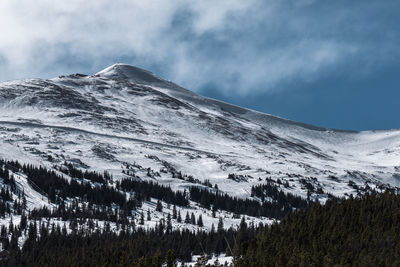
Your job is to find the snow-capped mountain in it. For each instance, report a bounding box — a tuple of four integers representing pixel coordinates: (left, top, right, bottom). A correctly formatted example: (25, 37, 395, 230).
(0, 63, 399, 231)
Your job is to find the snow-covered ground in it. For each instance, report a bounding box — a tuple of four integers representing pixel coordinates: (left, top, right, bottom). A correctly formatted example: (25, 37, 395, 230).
(0, 63, 399, 233)
(186, 254, 233, 266)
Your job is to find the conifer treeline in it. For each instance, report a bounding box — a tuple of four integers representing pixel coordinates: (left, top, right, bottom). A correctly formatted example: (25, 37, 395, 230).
(6, 188, 400, 266)
(116, 178, 189, 207)
(3, 160, 400, 265)
(250, 182, 311, 209)
(59, 161, 112, 184)
(1, 160, 189, 209)
(3, 222, 238, 266)
(1, 159, 312, 220)
(189, 185, 312, 219)
(233, 190, 400, 266)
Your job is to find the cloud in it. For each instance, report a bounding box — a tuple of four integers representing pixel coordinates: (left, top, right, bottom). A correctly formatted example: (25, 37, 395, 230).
(170, 39, 358, 96)
(0, 0, 398, 96)
(0, 1, 183, 75)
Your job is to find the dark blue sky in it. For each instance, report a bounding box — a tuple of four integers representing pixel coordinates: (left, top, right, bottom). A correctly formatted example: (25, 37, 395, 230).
(201, 62, 400, 131)
(1, 0, 399, 131)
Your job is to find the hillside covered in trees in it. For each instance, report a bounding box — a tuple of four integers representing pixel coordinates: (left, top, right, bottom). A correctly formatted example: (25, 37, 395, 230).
(1, 184, 400, 265)
(1, 62, 400, 265)
(0, 158, 308, 265)
(234, 190, 400, 266)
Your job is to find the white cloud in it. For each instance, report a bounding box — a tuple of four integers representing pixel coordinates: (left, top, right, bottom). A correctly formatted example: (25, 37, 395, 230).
(0, 0, 395, 95)
(170, 39, 358, 95)
(186, 0, 257, 34)
(0, 1, 183, 74)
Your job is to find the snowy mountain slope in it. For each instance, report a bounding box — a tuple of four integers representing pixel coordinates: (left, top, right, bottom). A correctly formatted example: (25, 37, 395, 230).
(0, 63, 399, 231)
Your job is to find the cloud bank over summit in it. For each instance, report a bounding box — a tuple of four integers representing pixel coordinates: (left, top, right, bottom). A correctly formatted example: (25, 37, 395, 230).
(0, 1, 398, 94)
(1, 0, 255, 85)
(1, 0, 399, 130)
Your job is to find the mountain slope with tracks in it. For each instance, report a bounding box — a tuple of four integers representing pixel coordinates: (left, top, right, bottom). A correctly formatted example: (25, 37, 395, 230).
(0, 63, 399, 234)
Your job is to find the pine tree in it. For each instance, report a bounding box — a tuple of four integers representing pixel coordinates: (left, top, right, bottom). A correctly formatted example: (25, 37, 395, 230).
(233, 216, 248, 259)
(147, 209, 151, 221)
(173, 205, 177, 219)
(190, 213, 196, 225)
(22, 193, 27, 210)
(197, 215, 203, 227)
(217, 217, 224, 232)
(140, 211, 144, 225)
(156, 200, 163, 212)
(20, 212, 27, 231)
(167, 213, 172, 234)
(184, 212, 190, 224)
(210, 223, 215, 234)
(212, 205, 217, 218)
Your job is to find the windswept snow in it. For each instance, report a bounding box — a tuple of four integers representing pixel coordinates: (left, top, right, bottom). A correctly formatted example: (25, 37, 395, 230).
(0, 63, 399, 229)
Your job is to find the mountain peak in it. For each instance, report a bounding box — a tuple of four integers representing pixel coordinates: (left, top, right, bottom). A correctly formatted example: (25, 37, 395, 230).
(95, 63, 167, 85)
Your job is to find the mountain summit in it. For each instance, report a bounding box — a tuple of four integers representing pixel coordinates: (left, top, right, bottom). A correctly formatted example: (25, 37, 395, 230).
(95, 63, 171, 86)
(0, 64, 399, 226)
